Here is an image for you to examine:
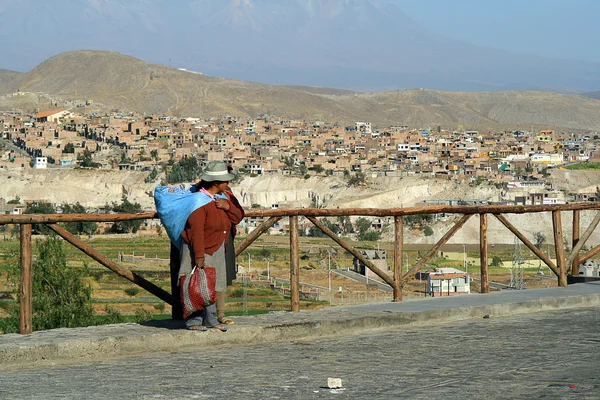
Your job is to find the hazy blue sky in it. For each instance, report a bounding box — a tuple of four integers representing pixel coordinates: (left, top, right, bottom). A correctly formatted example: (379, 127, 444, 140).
(386, 0, 600, 63)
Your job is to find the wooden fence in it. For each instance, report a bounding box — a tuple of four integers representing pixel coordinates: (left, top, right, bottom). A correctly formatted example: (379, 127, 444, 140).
(2, 202, 599, 334)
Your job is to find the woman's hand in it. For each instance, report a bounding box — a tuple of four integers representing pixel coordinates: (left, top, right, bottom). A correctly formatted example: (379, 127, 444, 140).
(215, 198, 231, 211)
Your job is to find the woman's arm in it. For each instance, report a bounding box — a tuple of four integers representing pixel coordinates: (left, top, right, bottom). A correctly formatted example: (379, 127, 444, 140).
(226, 192, 245, 225)
(185, 207, 207, 267)
(215, 192, 245, 225)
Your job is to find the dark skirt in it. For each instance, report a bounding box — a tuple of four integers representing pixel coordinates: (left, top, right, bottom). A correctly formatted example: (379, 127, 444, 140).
(225, 233, 237, 286)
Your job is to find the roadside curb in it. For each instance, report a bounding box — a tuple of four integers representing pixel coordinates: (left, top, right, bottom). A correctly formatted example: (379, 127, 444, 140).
(2, 291, 599, 368)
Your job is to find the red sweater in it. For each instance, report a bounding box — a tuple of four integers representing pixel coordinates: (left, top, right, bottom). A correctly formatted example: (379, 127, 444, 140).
(182, 198, 244, 266)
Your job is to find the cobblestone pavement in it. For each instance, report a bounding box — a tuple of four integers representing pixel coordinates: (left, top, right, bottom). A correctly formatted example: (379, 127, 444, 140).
(1, 307, 599, 399)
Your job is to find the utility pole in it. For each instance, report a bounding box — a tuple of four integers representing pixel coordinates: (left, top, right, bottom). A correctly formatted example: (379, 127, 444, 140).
(328, 251, 331, 291)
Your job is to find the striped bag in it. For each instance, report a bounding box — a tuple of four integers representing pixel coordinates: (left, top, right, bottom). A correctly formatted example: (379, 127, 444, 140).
(179, 265, 217, 318)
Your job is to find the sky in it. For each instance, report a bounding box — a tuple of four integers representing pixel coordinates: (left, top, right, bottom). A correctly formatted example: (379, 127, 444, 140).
(386, 0, 600, 63)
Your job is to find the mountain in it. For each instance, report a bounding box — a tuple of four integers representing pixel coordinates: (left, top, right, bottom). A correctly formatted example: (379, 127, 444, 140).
(0, 69, 22, 87)
(582, 91, 600, 100)
(1, 0, 600, 92)
(2, 50, 600, 130)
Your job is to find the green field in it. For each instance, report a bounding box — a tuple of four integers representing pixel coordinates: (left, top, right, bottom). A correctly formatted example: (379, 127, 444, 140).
(565, 162, 600, 170)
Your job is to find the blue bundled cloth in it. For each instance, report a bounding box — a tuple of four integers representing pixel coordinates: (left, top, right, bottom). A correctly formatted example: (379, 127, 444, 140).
(154, 185, 226, 249)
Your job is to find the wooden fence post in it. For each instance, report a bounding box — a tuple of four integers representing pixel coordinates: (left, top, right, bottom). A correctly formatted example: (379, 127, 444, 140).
(572, 210, 580, 276)
(393, 216, 403, 302)
(553, 211, 568, 287)
(479, 214, 490, 294)
(170, 243, 183, 320)
(19, 224, 33, 334)
(289, 216, 300, 312)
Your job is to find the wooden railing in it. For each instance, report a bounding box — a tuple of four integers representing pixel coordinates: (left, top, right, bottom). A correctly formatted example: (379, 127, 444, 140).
(2, 202, 599, 334)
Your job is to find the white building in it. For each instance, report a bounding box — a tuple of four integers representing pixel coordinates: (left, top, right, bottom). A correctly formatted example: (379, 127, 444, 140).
(578, 260, 600, 277)
(426, 268, 470, 297)
(33, 157, 47, 169)
(355, 122, 372, 135)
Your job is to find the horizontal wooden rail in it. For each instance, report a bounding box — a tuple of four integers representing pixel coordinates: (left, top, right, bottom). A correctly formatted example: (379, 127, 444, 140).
(241, 203, 600, 217)
(1, 212, 156, 224)
(3, 202, 600, 225)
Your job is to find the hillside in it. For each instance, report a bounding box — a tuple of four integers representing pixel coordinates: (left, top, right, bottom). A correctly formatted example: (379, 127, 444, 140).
(0, 69, 21, 87)
(2, 51, 600, 130)
(583, 91, 600, 100)
(3, 168, 600, 245)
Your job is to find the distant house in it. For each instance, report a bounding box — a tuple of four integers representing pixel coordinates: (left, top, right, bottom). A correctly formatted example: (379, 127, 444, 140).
(33, 157, 47, 169)
(34, 109, 70, 123)
(353, 250, 389, 280)
(578, 260, 600, 277)
(425, 268, 470, 297)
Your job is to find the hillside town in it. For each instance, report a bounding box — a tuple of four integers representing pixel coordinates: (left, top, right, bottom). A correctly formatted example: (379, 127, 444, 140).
(2, 107, 600, 213)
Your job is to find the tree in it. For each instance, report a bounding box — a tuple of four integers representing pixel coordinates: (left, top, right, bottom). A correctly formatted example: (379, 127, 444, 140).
(62, 202, 97, 235)
(63, 143, 75, 154)
(348, 172, 366, 186)
(355, 217, 372, 235)
(337, 216, 353, 235)
(534, 232, 546, 249)
(355, 217, 380, 241)
(491, 256, 503, 267)
(24, 202, 56, 234)
(110, 196, 143, 233)
(299, 163, 308, 176)
(144, 167, 159, 183)
(360, 231, 381, 241)
(313, 164, 324, 174)
(150, 149, 159, 165)
(403, 214, 433, 228)
(167, 156, 202, 183)
(282, 155, 295, 169)
(0, 236, 94, 333)
(423, 225, 434, 236)
(77, 149, 98, 168)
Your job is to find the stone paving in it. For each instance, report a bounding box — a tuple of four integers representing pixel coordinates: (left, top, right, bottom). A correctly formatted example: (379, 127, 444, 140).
(2, 282, 600, 368)
(1, 307, 599, 399)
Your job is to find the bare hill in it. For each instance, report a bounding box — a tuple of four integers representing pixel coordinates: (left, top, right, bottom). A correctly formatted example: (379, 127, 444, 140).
(583, 91, 600, 100)
(0, 69, 21, 87)
(2, 51, 600, 130)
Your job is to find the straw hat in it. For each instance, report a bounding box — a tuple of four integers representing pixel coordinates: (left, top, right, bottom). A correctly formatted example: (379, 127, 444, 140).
(199, 161, 235, 182)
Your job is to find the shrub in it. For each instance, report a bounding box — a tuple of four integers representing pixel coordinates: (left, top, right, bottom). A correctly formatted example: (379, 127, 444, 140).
(102, 306, 125, 324)
(134, 308, 152, 322)
(491, 256, 503, 267)
(423, 226, 434, 236)
(359, 231, 382, 241)
(124, 287, 140, 297)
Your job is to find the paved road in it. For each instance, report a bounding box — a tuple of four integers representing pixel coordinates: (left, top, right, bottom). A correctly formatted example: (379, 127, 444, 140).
(1, 307, 599, 399)
(333, 268, 393, 292)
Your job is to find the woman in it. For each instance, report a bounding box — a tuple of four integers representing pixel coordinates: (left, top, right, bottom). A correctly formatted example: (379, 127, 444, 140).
(180, 161, 244, 331)
(218, 174, 244, 325)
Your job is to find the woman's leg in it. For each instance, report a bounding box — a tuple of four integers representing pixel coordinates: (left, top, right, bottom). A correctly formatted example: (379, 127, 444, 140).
(204, 244, 228, 331)
(185, 310, 205, 330)
(216, 291, 226, 320)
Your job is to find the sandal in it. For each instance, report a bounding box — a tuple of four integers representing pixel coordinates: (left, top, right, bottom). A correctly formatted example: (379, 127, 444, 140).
(187, 325, 208, 332)
(218, 316, 235, 325)
(208, 324, 228, 332)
